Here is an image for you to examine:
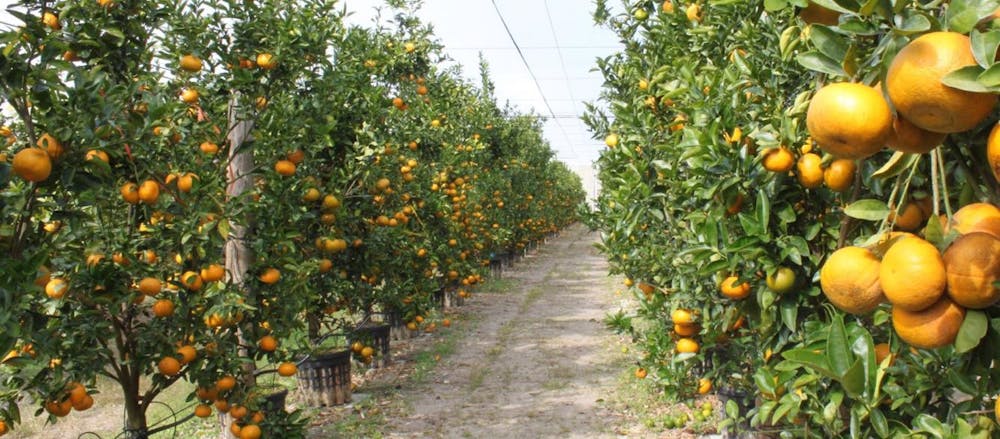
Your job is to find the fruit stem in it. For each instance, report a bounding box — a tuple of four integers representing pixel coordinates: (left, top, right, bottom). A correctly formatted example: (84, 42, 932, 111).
(931, 151, 940, 217)
(837, 158, 865, 248)
(935, 148, 953, 219)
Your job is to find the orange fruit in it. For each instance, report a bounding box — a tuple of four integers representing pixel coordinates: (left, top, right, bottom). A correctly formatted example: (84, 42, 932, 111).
(807, 83, 892, 159)
(12, 148, 52, 182)
(67, 382, 88, 406)
(886, 116, 946, 154)
(137, 277, 162, 296)
(180, 54, 202, 72)
(256, 53, 277, 70)
(0, 420, 8, 435)
(605, 133, 619, 148)
(152, 299, 174, 317)
(762, 148, 795, 173)
(42, 11, 61, 30)
(375, 178, 391, 191)
(45, 278, 69, 299)
(318, 258, 333, 273)
(322, 194, 341, 209)
(360, 346, 374, 358)
(676, 338, 700, 354)
(138, 180, 160, 204)
(796, 152, 824, 189)
(819, 246, 884, 315)
(685, 3, 700, 21)
(215, 399, 230, 413)
(258, 335, 278, 352)
(766, 267, 796, 294)
(392, 97, 405, 109)
(672, 308, 695, 325)
(85, 149, 109, 163)
(239, 424, 261, 439)
(194, 404, 213, 418)
(45, 399, 72, 417)
(890, 203, 925, 232)
(121, 182, 140, 204)
(72, 394, 94, 411)
(823, 158, 856, 192)
(195, 386, 218, 401)
(637, 282, 655, 297)
(216, 375, 236, 391)
(951, 203, 1000, 239)
(874, 343, 894, 366)
(886, 32, 997, 133)
(635, 367, 647, 379)
(176, 345, 197, 364)
(892, 296, 965, 349)
(229, 405, 248, 419)
(259, 268, 280, 284)
(158, 356, 182, 376)
(37, 133, 62, 159)
(799, 1, 840, 25)
(176, 173, 195, 193)
(200, 264, 225, 282)
(943, 232, 1000, 309)
(274, 160, 296, 176)
(180, 88, 199, 104)
(698, 377, 712, 394)
(200, 141, 219, 154)
(674, 323, 699, 337)
(180, 271, 203, 291)
(720, 276, 751, 300)
(277, 362, 297, 376)
(880, 236, 946, 311)
(988, 122, 1000, 183)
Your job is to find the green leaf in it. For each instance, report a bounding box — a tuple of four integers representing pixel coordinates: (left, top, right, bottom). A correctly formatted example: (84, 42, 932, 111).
(955, 310, 989, 353)
(943, 65, 992, 93)
(725, 399, 739, 418)
(841, 358, 865, 398)
(827, 314, 853, 377)
(894, 10, 932, 35)
(870, 407, 889, 438)
(757, 188, 770, 232)
(913, 414, 947, 438)
(978, 63, 1000, 87)
(796, 51, 847, 77)
(780, 299, 798, 331)
(948, 0, 1000, 34)
(971, 30, 1000, 69)
(810, 25, 849, 61)
(823, 391, 844, 423)
(844, 199, 890, 221)
(782, 348, 838, 378)
(764, 0, 788, 11)
(947, 368, 979, 395)
(872, 151, 919, 180)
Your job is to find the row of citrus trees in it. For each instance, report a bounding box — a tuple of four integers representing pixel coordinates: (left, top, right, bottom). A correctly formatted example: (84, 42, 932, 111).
(587, 0, 1000, 437)
(0, 0, 584, 438)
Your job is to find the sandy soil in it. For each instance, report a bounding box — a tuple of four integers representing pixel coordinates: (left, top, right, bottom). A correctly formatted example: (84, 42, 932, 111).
(381, 224, 630, 438)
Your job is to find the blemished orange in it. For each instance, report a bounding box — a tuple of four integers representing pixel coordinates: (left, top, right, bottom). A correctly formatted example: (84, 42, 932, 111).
(880, 236, 946, 311)
(824, 158, 856, 192)
(886, 32, 997, 133)
(720, 276, 751, 300)
(886, 116, 946, 154)
(892, 296, 965, 349)
(806, 82, 892, 159)
(796, 152, 824, 189)
(12, 148, 52, 182)
(820, 246, 884, 315)
(944, 232, 1000, 309)
(37, 133, 62, 159)
(951, 203, 1000, 239)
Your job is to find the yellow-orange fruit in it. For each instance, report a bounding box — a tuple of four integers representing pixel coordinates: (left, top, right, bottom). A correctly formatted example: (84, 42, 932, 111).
(676, 338, 700, 353)
(952, 203, 1000, 239)
(880, 236, 946, 311)
(762, 148, 795, 173)
(819, 247, 884, 314)
(824, 158, 856, 192)
(892, 297, 965, 349)
(886, 116, 946, 154)
(796, 152, 824, 189)
(989, 122, 1000, 183)
(886, 32, 997, 133)
(12, 148, 52, 182)
(944, 232, 1000, 309)
(720, 276, 751, 300)
(807, 83, 892, 159)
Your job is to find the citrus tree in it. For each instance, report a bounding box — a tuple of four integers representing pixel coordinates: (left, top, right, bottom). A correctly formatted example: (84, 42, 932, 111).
(587, 0, 1000, 436)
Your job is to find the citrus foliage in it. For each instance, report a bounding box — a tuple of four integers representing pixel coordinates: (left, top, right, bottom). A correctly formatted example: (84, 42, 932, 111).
(587, 0, 1000, 436)
(0, 0, 583, 437)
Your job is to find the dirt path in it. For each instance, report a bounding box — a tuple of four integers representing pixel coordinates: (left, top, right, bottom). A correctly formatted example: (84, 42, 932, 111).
(384, 224, 627, 438)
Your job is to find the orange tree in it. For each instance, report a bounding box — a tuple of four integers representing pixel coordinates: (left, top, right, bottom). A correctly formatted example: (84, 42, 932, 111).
(588, 0, 1000, 436)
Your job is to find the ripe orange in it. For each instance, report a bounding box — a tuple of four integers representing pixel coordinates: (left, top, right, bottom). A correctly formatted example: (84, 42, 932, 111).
(274, 160, 296, 176)
(42, 11, 60, 30)
(392, 97, 405, 109)
(720, 276, 751, 300)
(180, 271, 204, 291)
(635, 367, 647, 379)
(137, 277, 162, 296)
(180, 54, 202, 72)
(12, 148, 52, 182)
(798, 1, 840, 25)
(796, 153, 823, 189)
(72, 394, 94, 411)
(45, 399, 72, 417)
(256, 53, 277, 70)
(302, 188, 321, 202)
(67, 382, 88, 406)
(375, 178, 391, 191)
(121, 182, 140, 204)
(989, 123, 1000, 183)
(176, 345, 197, 364)
(37, 133, 62, 159)
(674, 323, 699, 337)
(892, 297, 965, 349)
(318, 258, 333, 273)
(85, 149, 109, 163)
(605, 133, 619, 148)
(943, 232, 1000, 309)
(637, 282, 655, 297)
(200, 141, 219, 155)
(806, 82, 892, 159)
(0, 420, 8, 435)
(239, 424, 261, 439)
(216, 375, 237, 391)
(698, 377, 712, 394)
(874, 343, 894, 366)
(277, 362, 297, 376)
(180, 88, 199, 104)
(886, 32, 997, 133)
(890, 203, 925, 232)
(258, 335, 278, 352)
(152, 299, 174, 317)
(762, 148, 794, 173)
(229, 405, 248, 419)
(360, 346, 375, 358)
(200, 264, 225, 282)
(259, 268, 280, 284)
(886, 116, 946, 154)
(323, 194, 341, 209)
(158, 356, 182, 376)
(671, 309, 694, 324)
(194, 404, 213, 418)
(951, 203, 1000, 239)
(819, 246, 884, 315)
(676, 338, 700, 353)
(45, 278, 69, 299)
(138, 180, 160, 204)
(823, 158, 856, 192)
(685, 3, 700, 21)
(880, 236, 946, 311)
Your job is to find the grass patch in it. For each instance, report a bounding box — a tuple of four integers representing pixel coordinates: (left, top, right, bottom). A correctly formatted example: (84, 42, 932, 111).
(476, 277, 517, 294)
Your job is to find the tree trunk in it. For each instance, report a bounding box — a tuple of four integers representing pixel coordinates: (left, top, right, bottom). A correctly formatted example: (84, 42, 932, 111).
(220, 95, 255, 439)
(121, 369, 148, 439)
